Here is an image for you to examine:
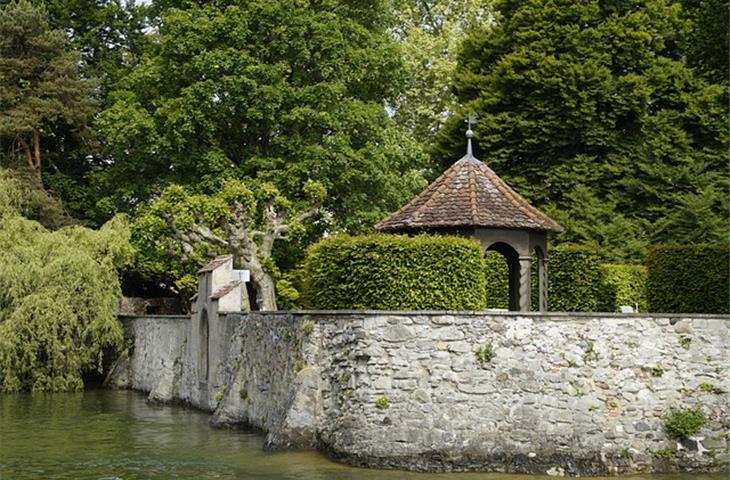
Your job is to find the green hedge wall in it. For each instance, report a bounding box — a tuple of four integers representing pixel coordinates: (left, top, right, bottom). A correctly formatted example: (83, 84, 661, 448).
(484, 251, 509, 309)
(302, 234, 487, 310)
(598, 264, 648, 312)
(646, 244, 729, 314)
(548, 245, 604, 312)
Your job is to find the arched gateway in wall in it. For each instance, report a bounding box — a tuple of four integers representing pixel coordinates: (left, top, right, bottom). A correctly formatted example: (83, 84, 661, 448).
(375, 123, 562, 312)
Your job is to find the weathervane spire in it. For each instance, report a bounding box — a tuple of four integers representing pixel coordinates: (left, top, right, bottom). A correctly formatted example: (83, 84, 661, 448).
(465, 114, 475, 158)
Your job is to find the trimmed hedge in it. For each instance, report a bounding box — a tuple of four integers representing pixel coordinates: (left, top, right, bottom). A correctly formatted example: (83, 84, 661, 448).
(598, 264, 648, 312)
(484, 251, 509, 309)
(302, 234, 487, 310)
(646, 244, 729, 314)
(548, 245, 604, 312)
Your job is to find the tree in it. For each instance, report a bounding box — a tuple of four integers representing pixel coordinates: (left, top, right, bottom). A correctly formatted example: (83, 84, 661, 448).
(0, 0, 95, 181)
(92, 0, 427, 231)
(133, 178, 325, 310)
(0, 168, 133, 392)
(391, 0, 492, 147)
(0, 167, 71, 229)
(681, 0, 729, 83)
(437, 0, 728, 261)
(0, 0, 148, 222)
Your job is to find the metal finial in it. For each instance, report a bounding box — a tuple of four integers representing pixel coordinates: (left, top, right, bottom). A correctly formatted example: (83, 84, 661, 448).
(465, 114, 476, 157)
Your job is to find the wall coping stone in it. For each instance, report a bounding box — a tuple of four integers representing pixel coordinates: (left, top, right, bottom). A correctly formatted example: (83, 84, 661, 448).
(118, 314, 190, 320)
(117, 311, 730, 323)
(219, 310, 730, 320)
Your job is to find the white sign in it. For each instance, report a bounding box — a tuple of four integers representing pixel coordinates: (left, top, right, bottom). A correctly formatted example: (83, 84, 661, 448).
(231, 269, 250, 282)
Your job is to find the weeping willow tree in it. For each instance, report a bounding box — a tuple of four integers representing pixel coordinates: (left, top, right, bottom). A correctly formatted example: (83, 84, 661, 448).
(0, 169, 133, 392)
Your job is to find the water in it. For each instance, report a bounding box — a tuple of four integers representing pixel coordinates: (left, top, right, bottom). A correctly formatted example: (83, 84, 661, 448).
(0, 390, 723, 480)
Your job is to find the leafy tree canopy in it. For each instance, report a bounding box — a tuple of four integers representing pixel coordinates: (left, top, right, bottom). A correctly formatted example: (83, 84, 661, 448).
(0, 0, 148, 222)
(436, 0, 728, 261)
(391, 0, 492, 149)
(0, 169, 133, 392)
(0, 167, 71, 229)
(680, 0, 729, 83)
(93, 0, 428, 232)
(133, 178, 325, 309)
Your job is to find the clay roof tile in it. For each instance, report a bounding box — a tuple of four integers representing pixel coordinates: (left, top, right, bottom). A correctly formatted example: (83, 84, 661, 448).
(375, 156, 562, 233)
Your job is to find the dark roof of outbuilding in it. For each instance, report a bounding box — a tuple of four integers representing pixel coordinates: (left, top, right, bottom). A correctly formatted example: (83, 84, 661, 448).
(198, 255, 233, 274)
(375, 154, 563, 233)
(211, 281, 242, 300)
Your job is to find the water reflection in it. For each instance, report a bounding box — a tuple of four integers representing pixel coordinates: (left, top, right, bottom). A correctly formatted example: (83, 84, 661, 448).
(0, 390, 723, 480)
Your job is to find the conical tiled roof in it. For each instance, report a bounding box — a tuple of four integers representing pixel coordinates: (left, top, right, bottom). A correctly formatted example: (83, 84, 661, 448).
(376, 154, 562, 233)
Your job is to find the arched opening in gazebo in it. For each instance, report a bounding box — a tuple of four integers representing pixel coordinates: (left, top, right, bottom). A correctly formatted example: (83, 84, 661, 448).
(485, 242, 520, 311)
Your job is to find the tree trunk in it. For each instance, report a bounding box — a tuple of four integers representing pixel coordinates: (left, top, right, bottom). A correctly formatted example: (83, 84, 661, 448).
(17, 136, 33, 171)
(248, 262, 277, 311)
(32, 128, 41, 180)
(233, 246, 278, 311)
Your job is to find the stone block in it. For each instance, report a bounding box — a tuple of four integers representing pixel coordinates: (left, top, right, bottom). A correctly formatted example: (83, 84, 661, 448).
(434, 326, 465, 341)
(382, 324, 415, 342)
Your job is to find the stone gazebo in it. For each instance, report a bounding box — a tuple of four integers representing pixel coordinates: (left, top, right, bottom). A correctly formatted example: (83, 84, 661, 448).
(375, 125, 562, 312)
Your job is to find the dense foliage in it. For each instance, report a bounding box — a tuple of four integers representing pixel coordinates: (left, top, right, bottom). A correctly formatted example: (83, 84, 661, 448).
(92, 0, 427, 231)
(391, 0, 491, 149)
(681, 0, 729, 84)
(133, 178, 325, 309)
(0, 169, 133, 392)
(0, 167, 70, 229)
(547, 245, 604, 312)
(437, 0, 729, 262)
(0, 0, 94, 181)
(646, 244, 729, 314)
(664, 407, 706, 440)
(598, 264, 648, 313)
(302, 234, 486, 310)
(484, 250, 509, 309)
(484, 248, 648, 313)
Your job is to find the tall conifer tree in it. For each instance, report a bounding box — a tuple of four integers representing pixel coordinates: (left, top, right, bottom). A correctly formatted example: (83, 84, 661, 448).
(437, 0, 728, 261)
(0, 0, 95, 181)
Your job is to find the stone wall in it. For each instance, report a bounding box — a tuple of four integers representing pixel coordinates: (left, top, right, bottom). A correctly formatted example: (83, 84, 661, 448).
(108, 315, 188, 394)
(109, 311, 730, 476)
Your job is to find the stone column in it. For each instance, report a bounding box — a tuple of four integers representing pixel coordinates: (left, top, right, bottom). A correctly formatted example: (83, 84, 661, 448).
(538, 256, 548, 312)
(518, 255, 532, 312)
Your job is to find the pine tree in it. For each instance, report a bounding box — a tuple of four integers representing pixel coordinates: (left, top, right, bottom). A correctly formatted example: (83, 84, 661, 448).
(0, 0, 95, 181)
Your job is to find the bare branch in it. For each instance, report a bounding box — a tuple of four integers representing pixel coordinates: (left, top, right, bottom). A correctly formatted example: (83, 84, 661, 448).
(296, 206, 320, 223)
(191, 225, 230, 248)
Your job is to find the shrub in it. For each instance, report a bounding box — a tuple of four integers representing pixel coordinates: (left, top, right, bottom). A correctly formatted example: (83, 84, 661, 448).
(484, 251, 509, 309)
(548, 245, 603, 312)
(598, 264, 648, 312)
(664, 407, 706, 440)
(646, 244, 729, 314)
(302, 234, 486, 310)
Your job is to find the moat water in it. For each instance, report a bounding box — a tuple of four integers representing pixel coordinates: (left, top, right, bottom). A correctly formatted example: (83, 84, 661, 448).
(0, 390, 723, 480)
